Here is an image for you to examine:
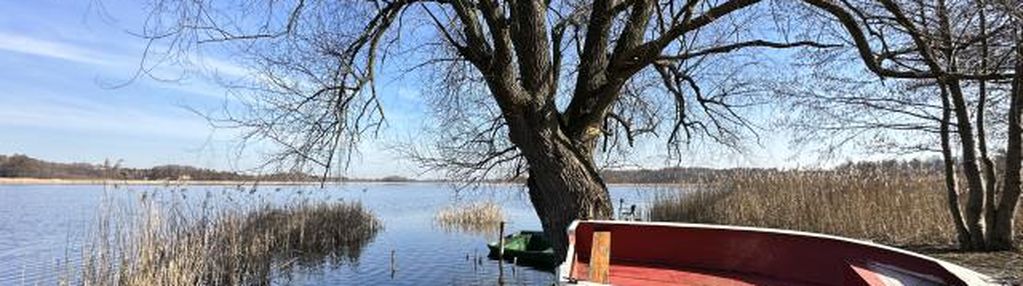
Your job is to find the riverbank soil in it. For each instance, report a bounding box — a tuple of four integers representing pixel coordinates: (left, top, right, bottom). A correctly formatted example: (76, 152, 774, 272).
(910, 246, 1022, 284)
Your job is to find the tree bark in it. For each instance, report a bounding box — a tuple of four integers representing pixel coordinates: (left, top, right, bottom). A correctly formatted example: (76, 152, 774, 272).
(505, 104, 614, 262)
(991, 39, 1023, 250)
(940, 84, 973, 248)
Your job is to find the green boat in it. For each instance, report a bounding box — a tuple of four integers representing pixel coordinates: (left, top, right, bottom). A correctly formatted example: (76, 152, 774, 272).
(487, 231, 556, 268)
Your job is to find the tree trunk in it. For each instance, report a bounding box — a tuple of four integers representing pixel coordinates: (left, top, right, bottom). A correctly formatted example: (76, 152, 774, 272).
(945, 80, 989, 250)
(930, 1, 989, 249)
(980, 97, 999, 244)
(976, 3, 1000, 242)
(505, 105, 614, 262)
(940, 84, 973, 248)
(990, 39, 1023, 250)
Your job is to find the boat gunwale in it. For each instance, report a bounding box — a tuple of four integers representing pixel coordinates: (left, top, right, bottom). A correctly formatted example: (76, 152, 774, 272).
(558, 220, 994, 285)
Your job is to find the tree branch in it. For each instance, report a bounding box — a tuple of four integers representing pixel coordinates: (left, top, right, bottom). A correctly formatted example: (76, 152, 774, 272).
(657, 40, 841, 62)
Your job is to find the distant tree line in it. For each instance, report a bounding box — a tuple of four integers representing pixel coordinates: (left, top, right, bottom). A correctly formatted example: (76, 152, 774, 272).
(0, 154, 319, 181)
(601, 158, 947, 184)
(1, 153, 948, 184)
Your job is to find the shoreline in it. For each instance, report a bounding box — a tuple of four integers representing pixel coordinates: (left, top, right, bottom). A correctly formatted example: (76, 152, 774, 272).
(0, 178, 327, 186)
(0, 178, 447, 186)
(0, 177, 691, 187)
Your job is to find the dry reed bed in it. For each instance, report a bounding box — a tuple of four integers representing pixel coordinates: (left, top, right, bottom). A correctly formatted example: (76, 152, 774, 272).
(649, 169, 1021, 248)
(649, 169, 1023, 281)
(71, 192, 381, 286)
(434, 201, 505, 236)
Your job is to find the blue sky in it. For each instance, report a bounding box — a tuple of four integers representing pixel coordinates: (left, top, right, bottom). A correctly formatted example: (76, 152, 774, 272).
(0, 1, 858, 178)
(0, 0, 415, 177)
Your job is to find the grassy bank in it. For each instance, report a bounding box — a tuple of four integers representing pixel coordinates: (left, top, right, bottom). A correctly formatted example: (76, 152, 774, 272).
(648, 169, 1022, 281)
(66, 192, 381, 285)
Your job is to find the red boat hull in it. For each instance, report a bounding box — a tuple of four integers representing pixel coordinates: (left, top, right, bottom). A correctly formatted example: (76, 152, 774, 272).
(559, 221, 991, 285)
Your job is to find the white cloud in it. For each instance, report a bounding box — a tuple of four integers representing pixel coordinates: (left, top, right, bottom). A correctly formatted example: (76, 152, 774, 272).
(0, 32, 111, 65)
(199, 56, 254, 79)
(0, 95, 210, 139)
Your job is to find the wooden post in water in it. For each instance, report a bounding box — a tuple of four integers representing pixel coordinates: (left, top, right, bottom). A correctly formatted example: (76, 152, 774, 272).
(511, 257, 517, 276)
(390, 249, 397, 279)
(589, 230, 611, 284)
(497, 221, 506, 258)
(618, 198, 624, 220)
(497, 221, 506, 284)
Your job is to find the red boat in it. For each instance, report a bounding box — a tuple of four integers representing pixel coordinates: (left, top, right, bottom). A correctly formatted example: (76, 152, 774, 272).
(558, 220, 994, 285)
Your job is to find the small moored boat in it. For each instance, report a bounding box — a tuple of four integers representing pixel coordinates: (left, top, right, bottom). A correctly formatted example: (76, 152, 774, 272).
(488, 230, 556, 268)
(559, 220, 995, 285)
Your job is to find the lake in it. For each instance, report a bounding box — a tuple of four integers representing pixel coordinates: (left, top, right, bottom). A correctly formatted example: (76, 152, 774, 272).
(0, 183, 668, 285)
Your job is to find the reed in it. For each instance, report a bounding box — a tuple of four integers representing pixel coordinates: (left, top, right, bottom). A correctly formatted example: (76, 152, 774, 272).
(648, 168, 1023, 248)
(68, 190, 381, 285)
(435, 201, 505, 236)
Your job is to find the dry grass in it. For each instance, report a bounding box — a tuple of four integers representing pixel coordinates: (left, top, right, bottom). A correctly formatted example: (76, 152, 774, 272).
(434, 201, 505, 236)
(67, 192, 381, 285)
(648, 169, 1023, 281)
(649, 169, 958, 246)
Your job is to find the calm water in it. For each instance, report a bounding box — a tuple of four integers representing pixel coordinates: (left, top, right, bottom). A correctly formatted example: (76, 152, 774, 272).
(0, 183, 665, 285)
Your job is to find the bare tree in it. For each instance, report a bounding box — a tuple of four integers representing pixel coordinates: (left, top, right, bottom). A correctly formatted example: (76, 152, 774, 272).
(139, 0, 841, 258)
(794, 0, 1022, 250)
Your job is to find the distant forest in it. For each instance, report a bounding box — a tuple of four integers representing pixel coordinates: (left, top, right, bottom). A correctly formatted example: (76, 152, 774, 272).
(600, 159, 945, 184)
(0, 154, 323, 181)
(0, 154, 943, 183)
